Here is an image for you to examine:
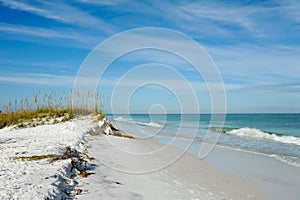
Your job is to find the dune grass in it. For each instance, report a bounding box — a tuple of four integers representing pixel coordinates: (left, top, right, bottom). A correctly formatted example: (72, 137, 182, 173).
(0, 108, 71, 128)
(0, 90, 104, 129)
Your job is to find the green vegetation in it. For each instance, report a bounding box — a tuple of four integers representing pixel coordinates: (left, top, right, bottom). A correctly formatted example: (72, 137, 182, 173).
(97, 112, 105, 121)
(0, 90, 104, 129)
(0, 108, 71, 129)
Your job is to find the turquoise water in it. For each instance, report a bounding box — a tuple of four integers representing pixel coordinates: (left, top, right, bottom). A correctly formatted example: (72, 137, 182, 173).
(107, 114, 300, 167)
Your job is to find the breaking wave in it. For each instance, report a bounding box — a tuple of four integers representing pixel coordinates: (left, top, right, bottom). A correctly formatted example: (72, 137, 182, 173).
(210, 127, 300, 146)
(114, 116, 162, 128)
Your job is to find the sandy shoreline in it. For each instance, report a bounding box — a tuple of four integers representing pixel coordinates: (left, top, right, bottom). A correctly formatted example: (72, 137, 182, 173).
(79, 132, 269, 200)
(156, 136, 300, 200)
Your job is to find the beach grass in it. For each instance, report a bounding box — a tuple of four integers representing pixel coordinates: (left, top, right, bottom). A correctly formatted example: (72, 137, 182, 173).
(0, 90, 104, 129)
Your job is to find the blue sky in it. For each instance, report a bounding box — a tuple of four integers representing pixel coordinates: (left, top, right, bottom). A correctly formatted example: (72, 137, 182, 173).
(0, 0, 299, 113)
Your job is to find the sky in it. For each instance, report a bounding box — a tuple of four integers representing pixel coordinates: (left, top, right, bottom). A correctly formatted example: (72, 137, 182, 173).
(0, 0, 299, 114)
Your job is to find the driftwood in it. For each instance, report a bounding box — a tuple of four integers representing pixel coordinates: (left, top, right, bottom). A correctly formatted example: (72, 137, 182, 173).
(49, 146, 82, 162)
(107, 120, 119, 131)
(47, 145, 97, 199)
(98, 118, 121, 135)
(98, 118, 134, 139)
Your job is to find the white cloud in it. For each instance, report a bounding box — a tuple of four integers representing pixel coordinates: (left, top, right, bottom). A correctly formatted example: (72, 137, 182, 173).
(0, 22, 102, 47)
(0, 22, 73, 39)
(75, 0, 125, 6)
(179, 2, 257, 30)
(155, 1, 270, 39)
(0, 73, 74, 87)
(275, 0, 300, 23)
(0, 0, 115, 34)
(205, 43, 300, 82)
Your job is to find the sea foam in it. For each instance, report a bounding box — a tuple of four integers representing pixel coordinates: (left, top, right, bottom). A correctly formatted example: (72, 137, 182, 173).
(226, 127, 300, 146)
(115, 116, 162, 128)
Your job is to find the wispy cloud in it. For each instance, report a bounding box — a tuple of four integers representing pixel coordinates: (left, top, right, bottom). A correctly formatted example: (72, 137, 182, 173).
(0, 22, 74, 39)
(0, 0, 116, 34)
(152, 0, 299, 43)
(0, 0, 118, 49)
(178, 2, 258, 30)
(152, 1, 268, 39)
(275, 0, 300, 23)
(206, 43, 300, 82)
(0, 22, 101, 46)
(0, 73, 74, 87)
(231, 81, 300, 94)
(75, 0, 125, 6)
(1, 0, 297, 48)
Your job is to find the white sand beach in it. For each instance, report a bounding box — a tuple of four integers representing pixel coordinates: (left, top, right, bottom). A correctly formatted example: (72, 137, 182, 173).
(1, 1, 299, 199)
(0, 117, 95, 199)
(0, 117, 269, 199)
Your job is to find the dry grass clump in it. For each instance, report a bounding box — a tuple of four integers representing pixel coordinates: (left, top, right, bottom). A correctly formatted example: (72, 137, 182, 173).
(10, 154, 58, 161)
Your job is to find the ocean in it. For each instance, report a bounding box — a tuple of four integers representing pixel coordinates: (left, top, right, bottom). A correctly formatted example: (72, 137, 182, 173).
(107, 113, 300, 168)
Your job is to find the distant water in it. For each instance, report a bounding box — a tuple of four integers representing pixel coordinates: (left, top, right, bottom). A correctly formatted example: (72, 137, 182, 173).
(108, 114, 300, 167)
